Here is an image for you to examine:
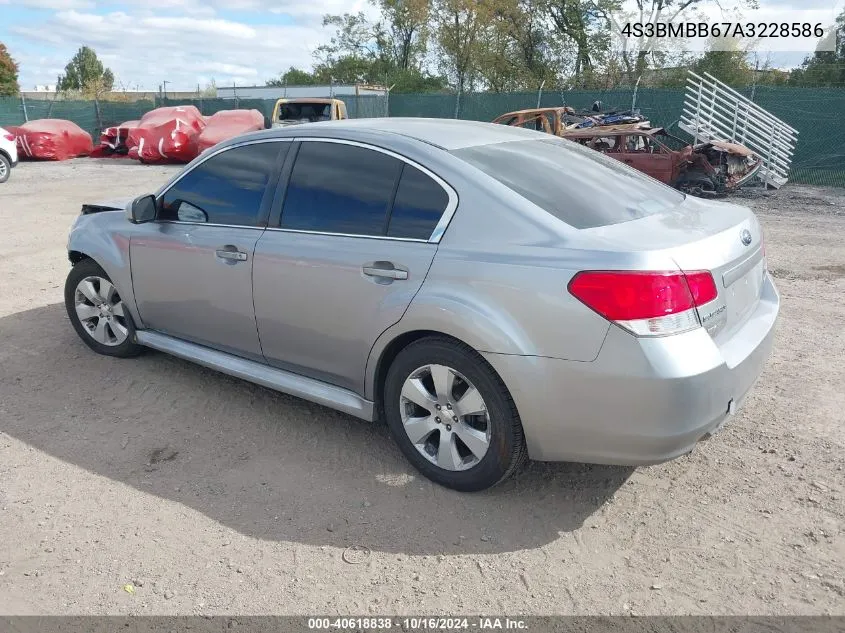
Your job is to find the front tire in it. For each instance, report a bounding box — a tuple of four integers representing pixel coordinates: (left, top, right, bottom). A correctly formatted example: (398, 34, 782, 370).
(64, 258, 143, 358)
(384, 336, 527, 492)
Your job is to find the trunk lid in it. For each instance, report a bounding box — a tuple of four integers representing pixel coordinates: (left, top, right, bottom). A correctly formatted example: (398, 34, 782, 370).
(581, 195, 766, 343)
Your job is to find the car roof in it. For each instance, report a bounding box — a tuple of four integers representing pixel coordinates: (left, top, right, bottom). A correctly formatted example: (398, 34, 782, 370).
(276, 98, 339, 104)
(227, 117, 544, 151)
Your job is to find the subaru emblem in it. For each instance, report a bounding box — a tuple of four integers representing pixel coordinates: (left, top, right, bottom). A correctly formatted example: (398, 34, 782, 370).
(740, 229, 752, 246)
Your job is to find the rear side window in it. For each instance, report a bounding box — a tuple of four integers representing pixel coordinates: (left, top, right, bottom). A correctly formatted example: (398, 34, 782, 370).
(453, 138, 684, 229)
(387, 165, 450, 240)
(281, 142, 402, 236)
(160, 142, 283, 226)
(280, 141, 450, 240)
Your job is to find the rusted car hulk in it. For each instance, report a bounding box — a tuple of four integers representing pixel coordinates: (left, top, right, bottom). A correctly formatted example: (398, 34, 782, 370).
(491, 107, 577, 136)
(493, 109, 761, 196)
(560, 125, 761, 196)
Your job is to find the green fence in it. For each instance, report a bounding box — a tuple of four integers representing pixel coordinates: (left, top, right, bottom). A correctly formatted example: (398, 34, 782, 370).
(1, 87, 843, 187)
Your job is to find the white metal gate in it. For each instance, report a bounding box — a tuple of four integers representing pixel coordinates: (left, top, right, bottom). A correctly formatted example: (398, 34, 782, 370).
(678, 70, 798, 188)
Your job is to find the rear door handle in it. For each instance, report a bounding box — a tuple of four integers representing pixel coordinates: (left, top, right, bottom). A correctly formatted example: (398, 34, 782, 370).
(362, 264, 408, 280)
(216, 248, 248, 262)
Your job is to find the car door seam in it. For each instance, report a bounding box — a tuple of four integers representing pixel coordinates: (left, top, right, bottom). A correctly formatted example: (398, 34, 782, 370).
(251, 228, 269, 360)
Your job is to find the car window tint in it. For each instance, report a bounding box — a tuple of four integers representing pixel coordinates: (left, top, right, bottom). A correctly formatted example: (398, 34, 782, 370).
(387, 165, 449, 240)
(281, 142, 402, 236)
(160, 142, 283, 226)
(452, 137, 684, 229)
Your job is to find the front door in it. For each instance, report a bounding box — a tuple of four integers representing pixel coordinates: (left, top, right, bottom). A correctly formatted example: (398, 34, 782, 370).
(253, 139, 454, 393)
(130, 140, 287, 361)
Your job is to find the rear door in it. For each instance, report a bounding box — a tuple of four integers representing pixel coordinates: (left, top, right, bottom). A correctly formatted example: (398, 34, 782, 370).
(252, 139, 455, 393)
(130, 140, 287, 361)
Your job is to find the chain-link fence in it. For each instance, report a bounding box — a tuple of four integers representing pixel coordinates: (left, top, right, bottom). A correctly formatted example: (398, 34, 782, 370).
(1, 87, 843, 187)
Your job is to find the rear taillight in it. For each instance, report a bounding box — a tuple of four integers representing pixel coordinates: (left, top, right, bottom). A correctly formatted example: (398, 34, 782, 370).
(3, 133, 14, 142)
(568, 270, 718, 336)
(685, 271, 718, 306)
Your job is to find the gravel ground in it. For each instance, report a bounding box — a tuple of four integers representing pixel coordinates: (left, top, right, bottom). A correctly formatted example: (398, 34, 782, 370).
(0, 159, 842, 615)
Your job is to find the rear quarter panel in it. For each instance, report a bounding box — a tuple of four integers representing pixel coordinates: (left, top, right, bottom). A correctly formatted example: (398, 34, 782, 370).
(364, 152, 676, 399)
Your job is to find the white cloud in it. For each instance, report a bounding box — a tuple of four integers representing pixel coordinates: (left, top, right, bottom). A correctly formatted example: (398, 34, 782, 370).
(142, 16, 257, 39)
(0, 0, 95, 8)
(269, 0, 376, 19)
(11, 8, 331, 90)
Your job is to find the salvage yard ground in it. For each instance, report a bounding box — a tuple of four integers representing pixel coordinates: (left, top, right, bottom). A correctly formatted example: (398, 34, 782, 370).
(0, 159, 843, 615)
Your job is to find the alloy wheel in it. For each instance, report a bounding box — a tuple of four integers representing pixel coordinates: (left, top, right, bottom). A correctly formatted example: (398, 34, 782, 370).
(73, 276, 129, 346)
(399, 364, 491, 471)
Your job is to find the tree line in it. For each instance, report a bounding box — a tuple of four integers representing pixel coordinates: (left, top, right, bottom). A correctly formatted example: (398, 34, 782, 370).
(266, 0, 845, 92)
(0, 5, 842, 100)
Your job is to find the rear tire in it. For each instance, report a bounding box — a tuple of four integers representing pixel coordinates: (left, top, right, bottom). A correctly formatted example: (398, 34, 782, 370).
(384, 336, 527, 492)
(64, 258, 143, 358)
(0, 154, 10, 183)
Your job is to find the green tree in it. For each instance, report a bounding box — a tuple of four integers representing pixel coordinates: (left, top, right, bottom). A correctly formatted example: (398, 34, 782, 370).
(310, 6, 448, 92)
(691, 40, 753, 86)
(374, 0, 431, 71)
(790, 10, 845, 86)
(57, 46, 114, 96)
(496, 0, 562, 88)
(432, 0, 494, 94)
(544, 0, 615, 86)
(0, 42, 20, 96)
(267, 67, 320, 86)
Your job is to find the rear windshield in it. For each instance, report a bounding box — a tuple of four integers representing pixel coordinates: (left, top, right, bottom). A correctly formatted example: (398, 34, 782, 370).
(452, 137, 684, 229)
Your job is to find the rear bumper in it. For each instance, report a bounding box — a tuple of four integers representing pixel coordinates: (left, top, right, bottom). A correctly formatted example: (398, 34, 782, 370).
(483, 273, 779, 464)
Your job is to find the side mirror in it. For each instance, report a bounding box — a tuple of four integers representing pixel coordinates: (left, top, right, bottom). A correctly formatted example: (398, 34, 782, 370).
(129, 194, 156, 224)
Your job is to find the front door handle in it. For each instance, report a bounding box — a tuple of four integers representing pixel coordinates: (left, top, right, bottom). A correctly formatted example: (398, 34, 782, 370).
(363, 263, 408, 280)
(216, 248, 248, 262)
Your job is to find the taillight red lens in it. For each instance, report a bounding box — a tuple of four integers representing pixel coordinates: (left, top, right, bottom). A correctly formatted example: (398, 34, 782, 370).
(568, 271, 696, 321)
(3, 133, 14, 142)
(568, 268, 718, 328)
(684, 270, 718, 305)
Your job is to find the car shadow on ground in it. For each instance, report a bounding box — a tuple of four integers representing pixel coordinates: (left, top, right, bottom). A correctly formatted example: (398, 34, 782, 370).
(0, 304, 633, 555)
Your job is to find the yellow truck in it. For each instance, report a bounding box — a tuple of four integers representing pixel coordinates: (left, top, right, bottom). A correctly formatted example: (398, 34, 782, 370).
(271, 98, 348, 128)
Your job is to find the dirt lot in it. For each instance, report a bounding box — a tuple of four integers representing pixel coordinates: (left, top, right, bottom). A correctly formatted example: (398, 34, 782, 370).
(0, 159, 843, 616)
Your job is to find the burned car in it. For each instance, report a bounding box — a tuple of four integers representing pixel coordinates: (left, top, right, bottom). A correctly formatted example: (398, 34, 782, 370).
(494, 108, 761, 196)
(492, 107, 577, 135)
(492, 107, 648, 136)
(560, 125, 761, 196)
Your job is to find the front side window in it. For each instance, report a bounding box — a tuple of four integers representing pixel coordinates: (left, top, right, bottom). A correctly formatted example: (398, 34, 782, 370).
(654, 130, 689, 152)
(160, 142, 284, 226)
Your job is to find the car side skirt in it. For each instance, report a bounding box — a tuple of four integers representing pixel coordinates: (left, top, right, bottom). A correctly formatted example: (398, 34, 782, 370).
(135, 330, 376, 421)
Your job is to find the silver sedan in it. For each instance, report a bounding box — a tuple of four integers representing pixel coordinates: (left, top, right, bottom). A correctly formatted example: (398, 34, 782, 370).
(64, 118, 779, 491)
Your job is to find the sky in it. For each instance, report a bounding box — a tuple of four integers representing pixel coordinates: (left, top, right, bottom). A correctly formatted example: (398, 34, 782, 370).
(0, 0, 380, 91)
(0, 0, 843, 91)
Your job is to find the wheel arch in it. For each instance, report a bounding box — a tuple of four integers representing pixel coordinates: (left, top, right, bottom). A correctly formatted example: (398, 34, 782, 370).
(366, 327, 517, 422)
(67, 218, 142, 328)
